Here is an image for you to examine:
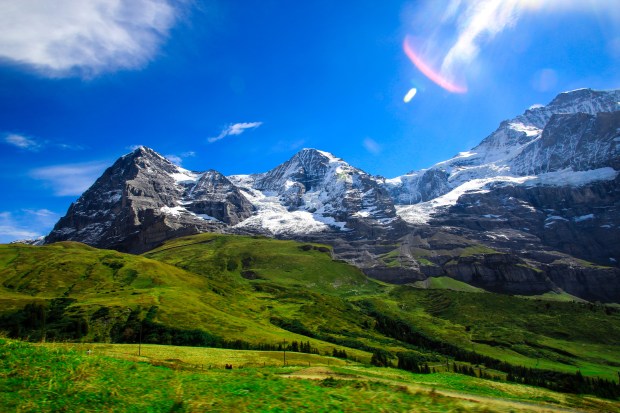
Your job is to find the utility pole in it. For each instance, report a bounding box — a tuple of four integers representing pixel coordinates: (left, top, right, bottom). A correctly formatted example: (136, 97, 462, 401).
(282, 340, 287, 366)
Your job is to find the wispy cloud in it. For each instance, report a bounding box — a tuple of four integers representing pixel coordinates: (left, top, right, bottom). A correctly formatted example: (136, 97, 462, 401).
(165, 154, 183, 165)
(3, 132, 84, 151)
(165, 151, 196, 165)
(55, 143, 85, 151)
(0, 209, 60, 242)
(30, 161, 108, 196)
(406, 0, 619, 93)
(439, 0, 522, 80)
(363, 138, 382, 155)
(4, 133, 41, 151)
(0, 0, 182, 77)
(208, 122, 263, 143)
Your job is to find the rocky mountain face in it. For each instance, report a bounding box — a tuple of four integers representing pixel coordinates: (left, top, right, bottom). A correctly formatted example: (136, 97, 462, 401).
(228, 148, 407, 238)
(384, 89, 620, 204)
(46, 147, 249, 253)
(44, 89, 620, 301)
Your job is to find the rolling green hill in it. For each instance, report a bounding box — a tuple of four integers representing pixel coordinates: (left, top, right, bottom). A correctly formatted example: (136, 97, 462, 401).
(3, 338, 619, 412)
(1, 234, 619, 401)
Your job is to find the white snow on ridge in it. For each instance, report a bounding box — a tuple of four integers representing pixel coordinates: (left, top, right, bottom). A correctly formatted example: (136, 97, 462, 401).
(160, 204, 222, 223)
(524, 167, 618, 187)
(456, 151, 476, 158)
(395, 167, 617, 225)
(169, 166, 201, 184)
(232, 185, 347, 235)
(508, 122, 541, 137)
(396, 175, 531, 224)
(315, 149, 338, 161)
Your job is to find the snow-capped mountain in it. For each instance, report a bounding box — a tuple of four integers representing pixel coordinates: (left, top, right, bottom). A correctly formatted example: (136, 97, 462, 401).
(46, 147, 249, 252)
(385, 89, 620, 223)
(228, 148, 404, 236)
(44, 88, 620, 301)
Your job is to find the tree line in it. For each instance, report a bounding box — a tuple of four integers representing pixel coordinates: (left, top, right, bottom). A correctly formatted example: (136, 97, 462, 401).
(362, 301, 620, 399)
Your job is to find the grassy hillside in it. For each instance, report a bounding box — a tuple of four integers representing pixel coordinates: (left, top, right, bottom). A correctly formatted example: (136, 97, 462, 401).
(2, 338, 618, 412)
(1, 234, 619, 401)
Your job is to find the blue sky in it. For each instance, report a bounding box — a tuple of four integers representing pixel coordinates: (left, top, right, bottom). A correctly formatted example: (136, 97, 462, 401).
(1, 0, 619, 242)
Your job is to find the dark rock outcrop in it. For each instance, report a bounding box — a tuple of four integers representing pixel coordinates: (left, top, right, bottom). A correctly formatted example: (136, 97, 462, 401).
(46, 147, 229, 253)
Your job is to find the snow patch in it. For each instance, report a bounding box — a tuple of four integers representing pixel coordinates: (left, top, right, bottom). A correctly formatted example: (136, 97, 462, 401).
(509, 122, 541, 137)
(169, 167, 201, 184)
(396, 175, 531, 224)
(193, 213, 220, 222)
(573, 214, 594, 222)
(524, 167, 618, 187)
(233, 186, 347, 234)
(160, 206, 187, 217)
(456, 151, 476, 158)
(545, 215, 569, 222)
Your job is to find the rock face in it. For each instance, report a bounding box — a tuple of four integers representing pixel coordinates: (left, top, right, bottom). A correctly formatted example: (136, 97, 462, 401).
(384, 88, 620, 204)
(229, 148, 406, 238)
(46, 147, 246, 253)
(45, 89, 620, 301)
(511, 111, 620, 174)
(183, 170, 254, 225)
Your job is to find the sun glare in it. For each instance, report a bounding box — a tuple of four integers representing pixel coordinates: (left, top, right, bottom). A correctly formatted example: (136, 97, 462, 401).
(403, 87, 417, 103)
(403, 36, 467, 94)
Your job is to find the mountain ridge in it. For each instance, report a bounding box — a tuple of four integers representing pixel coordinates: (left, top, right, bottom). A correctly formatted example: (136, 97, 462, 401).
(42, 88, 620, 301)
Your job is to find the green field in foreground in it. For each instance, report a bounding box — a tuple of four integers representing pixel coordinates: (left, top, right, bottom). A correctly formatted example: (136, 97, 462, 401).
(1, 234, 619, 400)
(2, 339, 619, 413)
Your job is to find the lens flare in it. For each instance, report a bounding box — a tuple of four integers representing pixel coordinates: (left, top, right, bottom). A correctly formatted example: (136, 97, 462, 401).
(403, 87, 417, 103)
(403, 36, 467, 94)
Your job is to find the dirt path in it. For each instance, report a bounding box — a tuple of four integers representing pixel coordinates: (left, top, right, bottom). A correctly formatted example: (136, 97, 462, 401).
(282, 367, 592, 413)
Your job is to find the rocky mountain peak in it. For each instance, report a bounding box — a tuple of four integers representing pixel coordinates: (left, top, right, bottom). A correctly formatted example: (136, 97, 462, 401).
(546, 88, 620, 111)
(294, 148, 338, 164)
(253, 148, 347, 193)
(42, 89, 620, 301)
(475, 88, 619, 154)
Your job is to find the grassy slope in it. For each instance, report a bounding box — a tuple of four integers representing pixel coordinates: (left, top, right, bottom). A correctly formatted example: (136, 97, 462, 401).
(1, 234, 619, 383)
(2, 338, 618, 412)
(361, 287, 620, 380)
(0, 242, 291, 344)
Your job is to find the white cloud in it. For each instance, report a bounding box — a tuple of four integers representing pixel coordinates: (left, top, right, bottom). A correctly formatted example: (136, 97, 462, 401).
(363, 138, 382, 155)
(0, 209, 61, 242)
(30, 161, 108, 196)
(440, 0, 522, 79)
(208, 122, 263, 143)
(0, 0, 181, 77)
(165, 154, 183, 165)
(165, 150, 195, 165)
(4, 133, 40, 150)
(22, 208, 60, 227)
(409, 0, 620, 91)
(4, 132, 85, 151)
(55, 143, 85, 150)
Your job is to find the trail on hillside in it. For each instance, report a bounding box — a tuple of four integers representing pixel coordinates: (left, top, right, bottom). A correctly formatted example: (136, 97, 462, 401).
(282, 367, 600, 413)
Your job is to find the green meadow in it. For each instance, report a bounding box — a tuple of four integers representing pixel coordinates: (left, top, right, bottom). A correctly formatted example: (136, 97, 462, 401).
(2, 338, 619, 412)
(1, 233, 619, 410)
